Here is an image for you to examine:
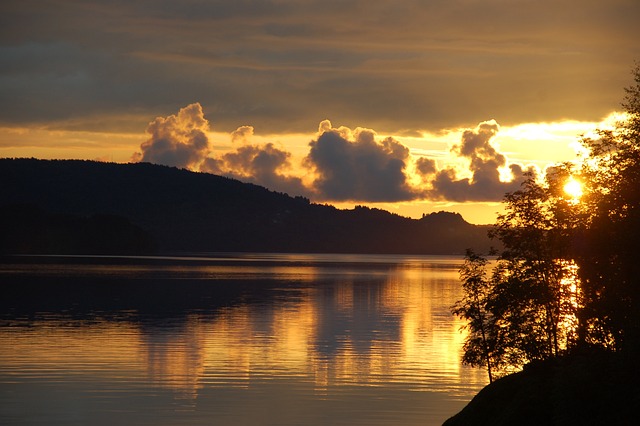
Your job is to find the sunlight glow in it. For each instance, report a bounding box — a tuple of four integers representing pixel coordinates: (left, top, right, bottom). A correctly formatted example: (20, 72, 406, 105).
(563, 178, 583, 200)
(558, 259, 581, 347)
(2, 114, 620, 225)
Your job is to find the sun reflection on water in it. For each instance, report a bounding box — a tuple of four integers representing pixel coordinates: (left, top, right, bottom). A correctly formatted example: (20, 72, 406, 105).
(0, 255, 486, 425)
(133, 261, 481, 397)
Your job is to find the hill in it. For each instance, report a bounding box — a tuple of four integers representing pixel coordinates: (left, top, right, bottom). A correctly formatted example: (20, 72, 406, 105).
(443, 349, 639, 425)
(0, 158, 493, 255)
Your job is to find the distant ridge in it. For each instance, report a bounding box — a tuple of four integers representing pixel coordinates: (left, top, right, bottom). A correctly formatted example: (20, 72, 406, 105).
(0, 158, 493, 255)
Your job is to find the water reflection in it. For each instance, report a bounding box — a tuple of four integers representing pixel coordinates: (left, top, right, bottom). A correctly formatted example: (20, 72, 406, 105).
(0, 254, 485, 425)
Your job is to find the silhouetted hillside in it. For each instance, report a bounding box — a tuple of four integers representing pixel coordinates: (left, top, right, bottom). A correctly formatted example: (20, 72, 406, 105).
(0, 158, 493, 254)
(0, 204, 155, 255)
(444, 349, 639, 425)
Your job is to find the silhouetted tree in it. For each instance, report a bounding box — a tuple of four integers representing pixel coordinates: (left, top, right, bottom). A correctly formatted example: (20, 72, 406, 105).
(489, 169, 581, 363)
(453, 64, 640, 376)
(452, 250, 501, 383)
(453, 169, 583, 372)
(576, 64, 640, 350)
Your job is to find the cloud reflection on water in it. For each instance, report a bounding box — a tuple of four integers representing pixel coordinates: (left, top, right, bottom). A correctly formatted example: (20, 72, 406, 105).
(0, 255, 486, 425)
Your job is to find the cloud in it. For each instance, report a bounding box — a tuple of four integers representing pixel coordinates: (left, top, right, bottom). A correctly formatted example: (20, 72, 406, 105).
(2, 1, 638, 135)
(132, 103, 211, 169)
(416, 157, 437, 177)
(305, 120, 416, 202)
(231, 125, 254, 144)
(128, 108, 533, 204)
(430, 120, 531, 201)
(201, 126, 309, 196)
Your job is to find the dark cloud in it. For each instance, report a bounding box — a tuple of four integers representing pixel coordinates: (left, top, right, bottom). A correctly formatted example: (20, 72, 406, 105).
(416, 157, 437, 177)
(132, 103, 211, 169)
(201, 126, 309, 197)
(430, 121, 532, 202)
(129, 104, 537, 204)
(305, 120, 416, 202)
(1, 0, 639, 134)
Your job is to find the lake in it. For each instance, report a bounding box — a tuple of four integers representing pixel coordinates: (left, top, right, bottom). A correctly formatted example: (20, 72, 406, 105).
(0, 253, 486, 425)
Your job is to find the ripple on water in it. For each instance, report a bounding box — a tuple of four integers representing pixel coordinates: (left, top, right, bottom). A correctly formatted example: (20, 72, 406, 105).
(0, 254, 486, 426)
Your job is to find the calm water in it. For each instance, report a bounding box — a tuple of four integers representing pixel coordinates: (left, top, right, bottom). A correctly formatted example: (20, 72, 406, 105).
(0, 253, 486, 426)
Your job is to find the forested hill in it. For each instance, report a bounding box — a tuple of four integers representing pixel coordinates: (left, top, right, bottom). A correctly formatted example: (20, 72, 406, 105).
(0, 158, 493, 255)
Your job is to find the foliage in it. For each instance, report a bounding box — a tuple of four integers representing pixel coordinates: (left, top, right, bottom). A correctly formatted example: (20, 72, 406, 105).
(0, 204, 156, 255)
(453, 64, 640, 377)
(453, 172, 582, 376)
(575, 64, 640, 350)
(452, 250, 500, 383)
(491, 170, 581, 361)
(0, 158, 493, 255)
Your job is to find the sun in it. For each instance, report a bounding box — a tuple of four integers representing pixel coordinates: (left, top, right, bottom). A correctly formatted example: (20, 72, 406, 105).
(563, 178, 583, 200)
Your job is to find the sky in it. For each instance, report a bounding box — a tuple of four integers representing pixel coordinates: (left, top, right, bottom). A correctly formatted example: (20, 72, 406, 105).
(1, 0, 639, 224)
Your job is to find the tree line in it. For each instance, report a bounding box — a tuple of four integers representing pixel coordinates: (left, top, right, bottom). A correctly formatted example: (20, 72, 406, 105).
(0, 159, 493, 255)
(453, 64, 640, 383)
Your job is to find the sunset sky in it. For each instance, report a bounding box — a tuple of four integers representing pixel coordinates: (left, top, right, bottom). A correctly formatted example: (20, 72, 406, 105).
(1, 0, 639, 223)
